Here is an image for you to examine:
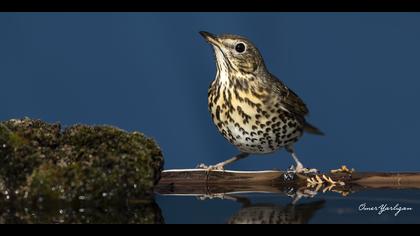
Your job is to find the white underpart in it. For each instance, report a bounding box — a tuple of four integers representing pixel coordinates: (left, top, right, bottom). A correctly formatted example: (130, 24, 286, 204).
(213, 46, 230, 87)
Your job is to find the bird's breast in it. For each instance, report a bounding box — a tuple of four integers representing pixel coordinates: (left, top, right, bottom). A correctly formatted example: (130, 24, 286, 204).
(208, 78, 303, 154)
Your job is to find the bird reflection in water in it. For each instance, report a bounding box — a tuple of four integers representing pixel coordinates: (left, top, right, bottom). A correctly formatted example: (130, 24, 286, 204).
(226, 195, 325, 224)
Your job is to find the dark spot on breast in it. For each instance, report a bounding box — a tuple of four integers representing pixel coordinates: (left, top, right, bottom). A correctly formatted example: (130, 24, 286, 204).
(234, 90, 244, 102)
(245, 97, 258, 108)
(216, 106, 221, 120)
(262, 111, 270, 118)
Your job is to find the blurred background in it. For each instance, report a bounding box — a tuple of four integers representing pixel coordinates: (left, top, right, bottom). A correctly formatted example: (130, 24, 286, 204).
(1, 13, 419, 172)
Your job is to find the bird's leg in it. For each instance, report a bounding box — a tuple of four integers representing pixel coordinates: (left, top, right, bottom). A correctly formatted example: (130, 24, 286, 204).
(197, 153, 249, 171)
(286, 146, 318, 175)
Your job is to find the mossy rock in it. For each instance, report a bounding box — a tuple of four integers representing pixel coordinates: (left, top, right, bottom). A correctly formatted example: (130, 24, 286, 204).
(0, 118, 164, 203)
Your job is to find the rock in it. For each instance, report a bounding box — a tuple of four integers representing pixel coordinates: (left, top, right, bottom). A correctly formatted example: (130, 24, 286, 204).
(0, 118, 164, 203)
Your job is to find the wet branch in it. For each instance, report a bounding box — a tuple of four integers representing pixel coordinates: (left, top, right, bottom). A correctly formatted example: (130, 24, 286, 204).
(155, 169, 420, 196)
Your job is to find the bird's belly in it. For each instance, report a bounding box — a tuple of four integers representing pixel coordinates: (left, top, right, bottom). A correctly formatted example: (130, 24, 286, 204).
(222, 119, 303, 154)
(210, 99, 303, 154)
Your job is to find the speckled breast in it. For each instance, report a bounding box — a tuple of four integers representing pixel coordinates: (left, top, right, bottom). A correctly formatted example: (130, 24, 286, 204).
(208, 81, 304, 154)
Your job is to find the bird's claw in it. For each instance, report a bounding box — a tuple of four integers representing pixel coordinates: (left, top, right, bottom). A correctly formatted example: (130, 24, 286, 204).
(196, 163, 225, 171)
(300, 168, 319, 175)
(196, 163, 209, 169)
(288, 165, 319, 175)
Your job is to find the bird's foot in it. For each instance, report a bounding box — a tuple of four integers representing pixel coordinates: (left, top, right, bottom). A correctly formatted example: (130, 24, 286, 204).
(284, 165, 319, 181)
(287, 164, 319, 175)
(296, 166, 319, 175)
(196, 163, 209, 169)
(196, 163, 225, 171)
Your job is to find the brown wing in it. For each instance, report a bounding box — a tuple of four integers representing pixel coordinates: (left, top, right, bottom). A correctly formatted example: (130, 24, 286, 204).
(269, 74, 309, 118)
(269, 74, 324, 135)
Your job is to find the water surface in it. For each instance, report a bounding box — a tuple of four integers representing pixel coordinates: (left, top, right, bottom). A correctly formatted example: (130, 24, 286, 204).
(157, 189, 420, 224)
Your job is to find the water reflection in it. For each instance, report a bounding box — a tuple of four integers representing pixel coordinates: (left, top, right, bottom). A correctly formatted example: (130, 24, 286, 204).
(2, 188, 420, 223)
(157, 182, 420, 224)
(0, 199, 164, 224)
(226, 195, 325, 224)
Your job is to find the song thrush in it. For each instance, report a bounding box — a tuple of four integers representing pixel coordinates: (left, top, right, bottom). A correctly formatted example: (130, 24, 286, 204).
(199, 31, 324, 174)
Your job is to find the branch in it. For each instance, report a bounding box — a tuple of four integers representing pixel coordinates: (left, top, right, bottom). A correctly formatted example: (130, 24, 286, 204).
(155, 169, 420, 197)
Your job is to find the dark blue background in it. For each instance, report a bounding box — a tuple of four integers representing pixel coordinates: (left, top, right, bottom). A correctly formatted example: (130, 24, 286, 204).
(1, 13, 419, 172)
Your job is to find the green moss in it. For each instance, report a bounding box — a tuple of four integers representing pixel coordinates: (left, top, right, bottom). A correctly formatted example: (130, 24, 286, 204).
(0, 123, 26, 148)
(0, 118, 164, 204)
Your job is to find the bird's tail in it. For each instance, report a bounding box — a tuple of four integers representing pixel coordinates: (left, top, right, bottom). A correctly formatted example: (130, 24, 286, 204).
(304, 121, 324, 136)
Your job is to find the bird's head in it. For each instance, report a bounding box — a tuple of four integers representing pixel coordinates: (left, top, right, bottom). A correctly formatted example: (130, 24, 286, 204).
(200, 31, 266, 74)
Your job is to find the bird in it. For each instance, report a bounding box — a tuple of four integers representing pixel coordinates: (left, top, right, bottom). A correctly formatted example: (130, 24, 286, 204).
(198, 31, 324, 174)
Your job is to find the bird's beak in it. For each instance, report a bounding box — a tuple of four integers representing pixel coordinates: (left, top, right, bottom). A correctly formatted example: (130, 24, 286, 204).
(199, 31, 222, 48)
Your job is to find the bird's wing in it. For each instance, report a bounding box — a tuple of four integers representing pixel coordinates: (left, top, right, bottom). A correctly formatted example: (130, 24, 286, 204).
(269, 74, 309, 118)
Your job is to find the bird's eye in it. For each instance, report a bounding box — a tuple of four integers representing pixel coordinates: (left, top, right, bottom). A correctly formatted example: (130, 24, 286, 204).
(235, 43, 246, 53)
